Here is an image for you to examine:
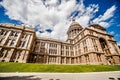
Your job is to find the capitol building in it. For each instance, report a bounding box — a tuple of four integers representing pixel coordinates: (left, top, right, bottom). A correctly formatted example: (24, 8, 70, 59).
(0, 20, 120, 65)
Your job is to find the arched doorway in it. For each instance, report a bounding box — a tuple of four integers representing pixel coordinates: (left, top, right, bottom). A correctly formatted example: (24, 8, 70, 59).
(99, 38, 114, 64)
(99, 38, 111, 55)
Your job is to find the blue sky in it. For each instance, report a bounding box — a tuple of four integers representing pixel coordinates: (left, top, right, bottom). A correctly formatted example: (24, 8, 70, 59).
(0, 0, 120, 45)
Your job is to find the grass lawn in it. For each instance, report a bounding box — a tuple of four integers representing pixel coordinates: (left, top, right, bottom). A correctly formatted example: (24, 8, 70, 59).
(0, 62, 120, 72)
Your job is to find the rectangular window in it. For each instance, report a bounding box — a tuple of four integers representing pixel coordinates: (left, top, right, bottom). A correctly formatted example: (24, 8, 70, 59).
(61, 50, 63, 55)
(18, 41, 22, 47)
(85, 55, 90, 62)
(17, 52, 21, 59)
(5, 39, 12, 46)
(0, 49, 5, 58)
(4, 49, 9, 58)
(83, 40, 86, 46)
(34, 47, 39, 52)
(49, 43, 57, 48)
(40, 48, 45, 54)
(84, 46, 88, 52)
(61, 57, 64, 63)
(25, 34, 27, 38)
(10, 40, 15, 46)
(15, 32, 18, 37)
(0, 30, 7, 36)
(22, 34, 27, 39)
(97, 54, 102, 62)
(70, 46, 73, 50)
(109, 36, 112, 40)
(66, 58, 69, 64)
(0, 29, 4, 35)
(92, 39, 99, 51)
(41, 42, 45, 46)
(79, 56, 82, 63)
(119, 56, 120, 62)
(89, 31, 93, 35)
(79, 49, 81, 55)
(18, 41, 25, 47)
(66, 46, 69, 49)
(94, 46, 98, 51)
(4, 31, 7, 36)
(54, 44, 57, 48)
(81, 32, 84, 37)
(0, 38, 4, 44)
(105, 50, 111, 55)
(92, 39, 96, 45)
(62, 46, 64, 49)
(11, 31, 15, 36)
(36, 41, 40, 45)
(22, 41, 25, 47)
(66, 51, 69, 56)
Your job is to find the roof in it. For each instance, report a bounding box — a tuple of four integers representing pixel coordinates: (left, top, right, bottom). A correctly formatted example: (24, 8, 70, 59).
(67, 19, 83, 34)
(90, 24, 106, 31)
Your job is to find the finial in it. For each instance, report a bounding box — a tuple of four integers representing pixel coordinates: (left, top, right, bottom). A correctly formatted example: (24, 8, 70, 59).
(72, 19, 75, 21)
(90, 21, 94, 25)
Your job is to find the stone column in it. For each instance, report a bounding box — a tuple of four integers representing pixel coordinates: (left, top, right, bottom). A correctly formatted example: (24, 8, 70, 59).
(96, 39, 103, 52)
(77, 57, 79, 64)
(27, 34, 34, 49)
(2, 31, 11, 45)
(24, 34, 30, 49)
(88, 38, 94, 51)
(69, 58, 71, 64)
(74, 57, 76, 64)
(57, 44, 61, 64)
(46, 56, 49, 64)
(48, 57, 50, 64)
(113, 56, 120, 64)
(45, 42, 49, 64)
(94, 53, 100, 64)
(101, 54, 107, 64)
(18, 50, 25, 62)
(5, 49, 15, 62)
(89, 53, 97, 64)
(109, 43, 116, 55)
(64, 57, 66, 64)
(14, 32, 22, 47)
(86, 38, 91, 52)
(0, 48, 2, 61)
(82, 55, 86, 64)
(14, 52, 19, 62)
(1, 49, 7, 61)
(114, 44, 120, 54)
(22, 51, 29, 63)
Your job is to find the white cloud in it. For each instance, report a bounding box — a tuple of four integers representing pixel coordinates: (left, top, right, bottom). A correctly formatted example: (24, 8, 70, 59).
(115, 34, 120, 46)
(117, 41, 120, 46)
(93, 5, 116, 28)
(77, 15, 91, 27)
(115, 34, 120, 37)
(0, 0, 116, 41)
(109, 31, 115, 35)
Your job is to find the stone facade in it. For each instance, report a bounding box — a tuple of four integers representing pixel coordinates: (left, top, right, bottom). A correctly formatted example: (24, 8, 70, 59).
(0, 20, 120, 65)
(0, 23, 35, 63)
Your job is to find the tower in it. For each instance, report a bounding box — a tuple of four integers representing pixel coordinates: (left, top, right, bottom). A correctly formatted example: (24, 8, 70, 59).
(67, 19, 83, 43)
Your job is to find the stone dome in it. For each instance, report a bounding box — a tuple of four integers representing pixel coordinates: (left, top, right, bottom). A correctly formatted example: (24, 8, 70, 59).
(67, 19, 83, 34)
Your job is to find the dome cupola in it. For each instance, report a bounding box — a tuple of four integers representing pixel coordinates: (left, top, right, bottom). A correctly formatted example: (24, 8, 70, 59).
(67, 19, 83, 39)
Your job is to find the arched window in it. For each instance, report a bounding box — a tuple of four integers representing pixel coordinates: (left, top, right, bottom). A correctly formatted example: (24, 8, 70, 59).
(99, 38, 111, 55)
(99, 38, 107, 49)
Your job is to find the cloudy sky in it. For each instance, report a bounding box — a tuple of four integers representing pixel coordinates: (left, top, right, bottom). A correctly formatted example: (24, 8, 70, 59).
(0, 0, 120, 45)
